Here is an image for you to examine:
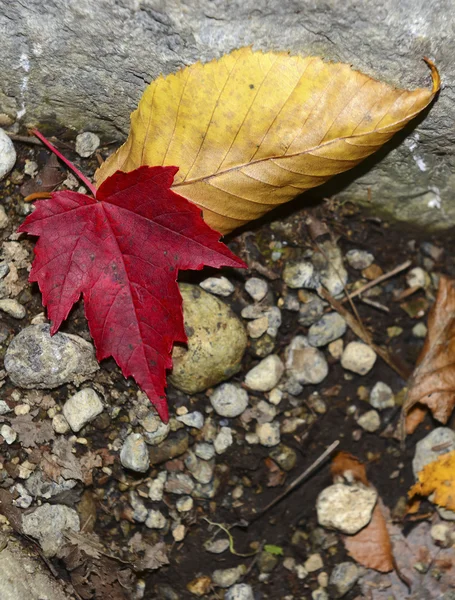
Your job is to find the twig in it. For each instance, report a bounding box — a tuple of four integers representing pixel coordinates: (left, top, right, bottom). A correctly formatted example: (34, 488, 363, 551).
(341, 260, 412, 304)
(247, 440, 340, 523)
(359, 296, 390, 313)
(6, 133, 43, 145)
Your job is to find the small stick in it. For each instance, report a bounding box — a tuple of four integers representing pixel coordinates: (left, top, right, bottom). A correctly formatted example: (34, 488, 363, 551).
(341, 260, 412, 304)
(359, 296, 390, 313)
(6, 133, 43, 145)
(248, 440, 340, 522)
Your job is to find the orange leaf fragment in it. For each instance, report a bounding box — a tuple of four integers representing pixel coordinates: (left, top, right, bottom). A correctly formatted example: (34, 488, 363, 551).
(408, 449, 455, 511)
(405, 276, 455, 433)
(331, 451, 369, 487)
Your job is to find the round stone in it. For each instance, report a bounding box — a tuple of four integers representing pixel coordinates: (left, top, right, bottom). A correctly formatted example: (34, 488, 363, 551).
(200, 276, 234, 296)
(369, 382, 394, 410)
(308, 313, 347, 347)
(286, 338, 328, 385)
(169, 284, 247, 394)
(75, 131, 100, 157)
(256, 421, 280, 447)
(212, 565, 246, 588)
(63, 388, 103, 432)
(141, 412, 170, 445)
(283, 261, 319, 289)
(0, 128, 16, 181)
(316, 483, 377, 534)
(341, 342, 377, 375)
(298, 292, 325, 326)
(345, 249, 374, 270)
(52, 413, 70, 434)
(357, 410, 381, 432)
(214, 426, 233, 454)
(245, 354, 284, 392)
(0, 299, 26, 319)
(120, 433, 150, 473)
(245, 278, 268, 301)
(210, 383, 249, 418)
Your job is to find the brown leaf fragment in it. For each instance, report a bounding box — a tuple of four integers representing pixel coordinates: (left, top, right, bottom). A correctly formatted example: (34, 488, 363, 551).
(41, 437, 83, 482)
(134, 541, 170, 571)
(20, 154, 64, 197)
(404, 276, 455, 427)
(343, 500, 394, 573)
(331, 451, 369, 487)
(79, 452, 103, 486)
(9, 413, 55, 448)
(64, 530, 104, 560)
(264, 457, 286, 487)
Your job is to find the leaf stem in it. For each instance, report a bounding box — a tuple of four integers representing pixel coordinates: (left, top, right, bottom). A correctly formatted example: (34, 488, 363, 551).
(31, 129, 97, 197)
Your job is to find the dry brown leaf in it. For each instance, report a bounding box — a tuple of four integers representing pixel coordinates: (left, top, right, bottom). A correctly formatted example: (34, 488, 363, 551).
(409, 449, 455, 511)
(331, 451, 369, 486)
(9, 413, 55, 448)
(405, 276, 455, 433)
(344, 500, 394, 573)
(95, 48, 439, 234)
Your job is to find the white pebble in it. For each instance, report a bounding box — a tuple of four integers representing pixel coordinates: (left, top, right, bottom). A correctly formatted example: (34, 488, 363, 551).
(145, 509, 167, 529)
(245, 355, 284, 392)
(256, 422, 280, 447)
(214, 426, 233, 454)
(52, 414, 70, 434)
(0, 299, 26, 319)
(341, 342, 377, 375)
(357, 410, 381, 432)
(63, 388, 103, 432)
(245, 278, 268, 301)
(210, 383, 249, 418)
(75, 132, 100, 157)
(369, 382, 394, 410)
(176, 411, 204, 429)
(1, 424, 17, 444)
(200, 276, 234, 296)
(0, 128, 16, 181)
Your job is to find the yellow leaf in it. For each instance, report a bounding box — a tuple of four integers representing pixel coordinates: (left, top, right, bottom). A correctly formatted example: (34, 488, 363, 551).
(409, 450, 455, 511)
(95, 48, 440, 234)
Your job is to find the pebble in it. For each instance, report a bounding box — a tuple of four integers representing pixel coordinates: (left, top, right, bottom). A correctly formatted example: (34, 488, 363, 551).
(255, 400, 276, 423)
(369, 382, 394, 410)
(0, 400, 11, 415)
(22, 504, 80, 557)
(52, 413, 70, 434)
(148, 472, 167, 501)
(0, 298, 25, 319)
(341, 342, 377, 375)
(62, 388, 103, 433)
(120, 433, 150, 473)
(308, 313, 346, 347)
(210, 383, 249, 418)
(245, 278, 268, 301)
(268, 388, 283, 406)
(316, 483, 377, 534)
(145, 509, 167, 529)
(412, 322, 428, 338)
(0, 128, 16, 180)
(185, 452, 215, 484)
(214, 426, 233, 454)
(258, 551, 279, 573)
(313, 240, 348, 297)
(328, 562, 359, 598)
(265, 307, 282, 337)
(0, 205, 8, 230)
(75, 131, 100, 157)
(176, 496, 194, 512)
(148, 430, 189, 464)
(187, 576, 212, 597)
(421, 242, 444, 262)
(286, 336, 328, 385)
(357, 410, 381, 432)
(225, 583, 254, 600)
(165, 472, 195, 495)
(0, 424, 17, 444)
(247, 316, 269, 338)
(283, 260, 319, 289)
(298, 291, 325, 326)
(430, 524, 452, 547)
(305, 553, 324, 572)
(256, 421, 280, 447)
(245, 354, 284, 391)
(194, 442, 215, 460)
(270, 444, 297, 471)
(0, 261, 9, 279)
(212, 565, 246, 588)
(172, 523, 186, 542)
(346, 249, 374, 270)
(312, 588, 329, 600)
(200, 276, 234, 296)
(170, 284, 247, 393)
(406, 267, 429, 289)
(205, 538, 230, 554)
(4, 324, 98, 389)
(25, 470, 77, 500)
(328, 339, 344, 360)
(141, 412, 170, 445)
(413, 427, 455, 477)
(176, 411, 204, 429)
(129, 491, 148, 522)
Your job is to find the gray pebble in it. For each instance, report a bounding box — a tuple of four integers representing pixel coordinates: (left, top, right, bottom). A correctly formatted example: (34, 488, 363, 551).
(245, 354, 284, 391)
(185, 452, 215, 484)
(4, 324, 98, 389)
(214, 426, 233, 454)
(63, 388, 103, 432)
(75, 131, 100, 157)
(0, 261, 10, 280)
(312, 240, 348, 297)
(205, 538, 230, 554)
(120, 433, 150, 473)
(286, 336, 328, 385)
(210, 383, 249, 417)
(1, 424, 17, 444)
(245, 278, 268, 301)
(298, 291, 325, 326)
(212, 565, 246, 588)
(141, 412, 170, 445)
(225, 584, 254, 600)
(308, 313, 346, 347)
(328, 562, 359, 598)
(22, 504, 80, 557)
(345, 249, 374, 270)
(0, 298, 26, 319)
(164, 472, 195, 495)
(0, 128, 16, 181)
(194, 442, 215, 460)
(283, 260, 319, 289)
(0, 400, 11, 415)
(176, 411, 204, 429)
(200, 276, 234, 296)
(369, 382, 394, 410)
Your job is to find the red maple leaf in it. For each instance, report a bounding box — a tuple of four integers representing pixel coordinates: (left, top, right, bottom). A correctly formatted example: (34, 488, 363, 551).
(19, 137, 245, 422)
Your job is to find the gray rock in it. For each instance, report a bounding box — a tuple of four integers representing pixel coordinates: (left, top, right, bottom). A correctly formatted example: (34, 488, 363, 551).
(176, 410, 204, 429)
(62, 388, 103, 432)
(185, 452, 215, 484)
(169, 284, 247, 393)
(328, 562, 359, 598)
(298, 291, 325, 326)
(0, 400, 11, 415)
(141, 411, 170, 445)
(212, 565, 246, 588)
(286, 336, 328, 385)
(245, 278, 268, 301)
(210, 383, 249, 417)
(214, 426, 233, 454)
(164, 472, 195, 495)
(194, 442, 215, 460)
(0, 299, 25, 319)
(341, 342, 377, 375)
(4, 324, 98, 389)
(145, 509, 167, 529)
(25, 470, 77, 500)
(312, 241, 348, 297)
(357, 410, 381, 432)
(308, 313, 347, 347)
(316, 483, 377, 534)
(0, 129, 16, 181)
(247, 316, 269, 339)
(120, 433, 150, 473)
(245, 354, 284, 391)
(225, 584, 255, 600)
(22, 504, 80, 557)
(200, 276, 234, 296)
(345, 249, 374, 270)
(0, 261, 10, 279)
(75, 131, 100, 157)
(0, 424, 17, 444)
(413, 427, 455, 477)
(283, 260, 319, 289)
(369, 381, 395, 409)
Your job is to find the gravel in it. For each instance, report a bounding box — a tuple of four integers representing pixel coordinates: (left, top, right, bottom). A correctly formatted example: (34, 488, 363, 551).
(328, 562, 360, 598)
(210, 383, 249, 417)
(120, 433, 150, 473)
(283, 260, 319, 289)
(256, 421, 280, 447)
(212, 565, 246, 588)
(176, 411, 205, 429)
(308, 313, 347, 347)
(0, 298, 26, 319)
(244, 354, 284, 391)
(145, 509, 167, 529)
(369, 381, 394, 409)
(75, 131, 100, 157)
(245, 278, 268, 301)
(225, 584, 254, 600)
(0, 128, 16, 180)
(141, 412, 170, 445)
(357, 409, 381, 432)
(298, 291, 325, 326)
(316, 483, 377, 534)
(313, 240, 348, 297)
(0, 424, 17, 444)
(200, 276, 234, 296)
(214, 426, 233, 454)
(341, 341, 377, 375)
(286, 336, 328, 385)
(22, 504, 80, 557)
(345, 249, 374, 270)
(194, 442, 215, 460)
(63, 388, 103, 432)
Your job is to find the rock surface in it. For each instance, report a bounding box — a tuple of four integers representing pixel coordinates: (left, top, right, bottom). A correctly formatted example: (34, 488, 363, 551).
(316, 483, 377, 534)
(4, 324, 99, 389)
(0, 128, 16, 180)
(169, 284, 247, 393)
(22, 503, 80, 557)
(1, 1, 454, 230)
